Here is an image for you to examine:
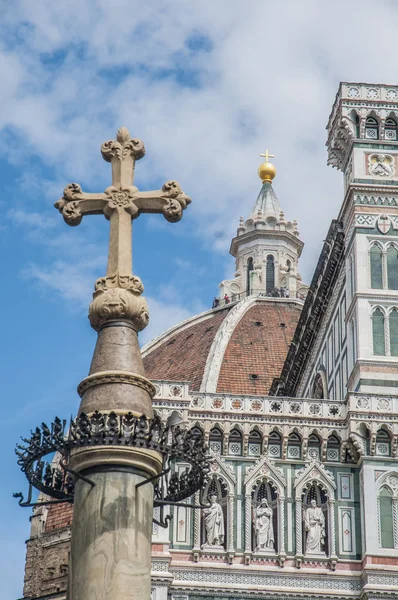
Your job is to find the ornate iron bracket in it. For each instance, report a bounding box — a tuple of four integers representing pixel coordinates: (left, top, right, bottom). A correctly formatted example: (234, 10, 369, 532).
(15, 412, 210, 526)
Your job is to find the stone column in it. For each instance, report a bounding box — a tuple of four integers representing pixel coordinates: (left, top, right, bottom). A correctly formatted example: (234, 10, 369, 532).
(69, 466, 157, 599)
(328, 499, 336, 557)
(244, 494, 252, 555)
(227, 494, 235, 554)
(392, 498, 398, 548)
(278, 496, 286, 555)
(69, 322, 163, 600)
(295, 498, 303, 557)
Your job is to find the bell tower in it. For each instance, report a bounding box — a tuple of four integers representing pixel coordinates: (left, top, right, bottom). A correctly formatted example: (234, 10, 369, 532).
(327, 83, 398, 394)
(219, 153, 307, 302)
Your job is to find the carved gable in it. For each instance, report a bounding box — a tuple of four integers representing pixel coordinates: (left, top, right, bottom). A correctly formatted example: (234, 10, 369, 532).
(293, 459, 336, 499)
(244, 455, 286, 494)
(208, 454, 236, 493)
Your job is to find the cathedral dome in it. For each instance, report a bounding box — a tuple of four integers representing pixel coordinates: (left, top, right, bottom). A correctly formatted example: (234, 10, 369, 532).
(142, 296, 302, 395)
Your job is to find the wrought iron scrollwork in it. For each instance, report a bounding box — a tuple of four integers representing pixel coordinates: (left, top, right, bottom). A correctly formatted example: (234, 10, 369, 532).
(15, 412, 210, 520)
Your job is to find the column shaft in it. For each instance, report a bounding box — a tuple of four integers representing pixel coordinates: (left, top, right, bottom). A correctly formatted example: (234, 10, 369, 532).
(69, 469, 154, 600)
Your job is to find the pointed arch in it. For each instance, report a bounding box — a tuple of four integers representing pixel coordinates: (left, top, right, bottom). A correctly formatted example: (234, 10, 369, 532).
(209, 426, 224, 455)
(294, 460, 337, 559)
(389, 308, 398, 357)
(365, 114, 379, 139)
(387, 244, 398, 290)
(370, 242, 383, 289)
(266, 254, 275, 294)
(372, 307, 386, 355)
(228, 427, 243, 456)
(385, 114, 398, 140)
(376, 426, 391, 457)
(244, 456, 287, 556)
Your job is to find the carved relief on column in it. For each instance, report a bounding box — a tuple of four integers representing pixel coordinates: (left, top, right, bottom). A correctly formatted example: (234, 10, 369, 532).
(328, 498, 337, 567)
(244, 494, 252, 563)
(227, 493, 235, 561)
(295, 499, 303, 567)
(243, 434, 249, 457)
(193, 491, 201, 561)
(302, 438, 308, 461)
(392, 436, 398, 458)
(392, 498, 398, 549)
(377, 493, 382, 547)
(382, 250, 388, 290)
(282, 437, 288, 460)
(385, 310, 391, 356)
(278, 496, 286, 566)
(370, 433, 376, 456)
(321, 439, 328, 462)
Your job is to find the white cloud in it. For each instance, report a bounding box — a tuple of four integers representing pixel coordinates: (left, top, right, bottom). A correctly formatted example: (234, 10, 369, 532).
(3, 0, 398, 331)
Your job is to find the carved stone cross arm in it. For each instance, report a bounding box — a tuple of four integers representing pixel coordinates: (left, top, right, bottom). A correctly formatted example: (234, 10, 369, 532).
(53, 127, 192, 332)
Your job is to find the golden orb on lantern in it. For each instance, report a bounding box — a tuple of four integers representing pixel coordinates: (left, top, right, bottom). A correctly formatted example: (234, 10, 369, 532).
(258, 149, 276, 183)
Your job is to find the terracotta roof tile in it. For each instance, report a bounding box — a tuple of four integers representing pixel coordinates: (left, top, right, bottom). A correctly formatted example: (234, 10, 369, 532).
(143, 309, 228, 390)
(216, 302, 301, 395)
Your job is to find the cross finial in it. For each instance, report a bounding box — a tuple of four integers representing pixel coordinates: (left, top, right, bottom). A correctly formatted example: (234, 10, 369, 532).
(260, 150, 274, 162)
(54, 128, 191, 332)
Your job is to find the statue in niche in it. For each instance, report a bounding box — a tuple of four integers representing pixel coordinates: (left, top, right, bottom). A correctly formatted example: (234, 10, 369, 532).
(305, 499, 326, 555)
(255, 498, 275, 551)
(203, 494, 225, 547)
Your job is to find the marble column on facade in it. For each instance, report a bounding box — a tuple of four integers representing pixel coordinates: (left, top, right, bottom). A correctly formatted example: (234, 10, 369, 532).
(278, 496, 286, 562)
(392, 497, 398, 548)
(227, 493, 235, 558)
(295, 498, 303, 566)
(244, 494, 252, 562)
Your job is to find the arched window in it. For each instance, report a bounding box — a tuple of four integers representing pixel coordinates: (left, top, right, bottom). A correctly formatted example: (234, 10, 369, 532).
(190, 426, 204, 441)
(266, 255, 275, 295)
(268, 431, 281, 459)
(287, 432, 301, 460)
(248, 430, 262, 457)
(390, 309, 398, 357)
(376, 429, 391, 457)
(354, 113, 360, 137)
(365, 116, 379, 139)
(228, 428, 242, 456)
(387, 245, 398, 290)
(312, 372, 325, 399)
(385, 117, 398, 141)
(251, 479, 278, 552)
(209, 427, 223, 455)
(286, 259, 291, 272)
(370, 244, 383, 289)
(379, 487, 394, 548)
(308, 433, 321, 460)
(326, 435, 340, 462)
(372, 308, 386, 355)
(247, 257, 254, 295)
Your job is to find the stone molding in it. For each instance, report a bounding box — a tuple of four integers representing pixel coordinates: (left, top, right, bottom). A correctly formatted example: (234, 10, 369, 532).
(200, 296, 256, 393)
(77, 370, 156, 398)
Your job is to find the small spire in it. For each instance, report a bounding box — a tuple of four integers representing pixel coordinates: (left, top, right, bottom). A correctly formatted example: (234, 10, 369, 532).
(258, 149, 276, 183)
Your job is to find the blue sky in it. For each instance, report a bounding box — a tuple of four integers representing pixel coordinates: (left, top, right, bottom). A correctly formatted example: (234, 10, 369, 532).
(2, 1, 398, 597)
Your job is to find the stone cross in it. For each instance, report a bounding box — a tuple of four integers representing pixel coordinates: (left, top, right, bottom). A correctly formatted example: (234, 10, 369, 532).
(260, 149, 274, 162)
(55, 127, 191, 331)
